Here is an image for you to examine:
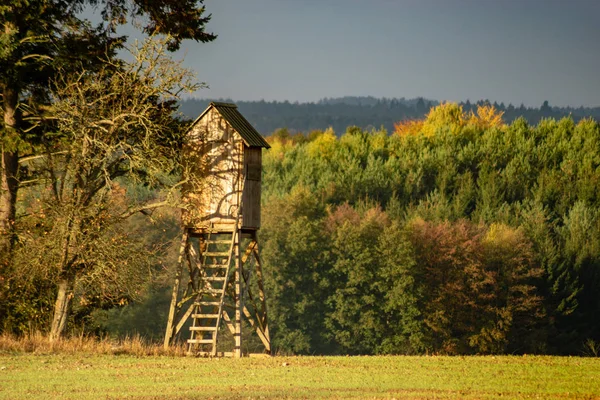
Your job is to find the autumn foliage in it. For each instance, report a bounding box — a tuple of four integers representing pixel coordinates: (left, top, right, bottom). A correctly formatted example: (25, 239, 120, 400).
(393, 102, 505, 136)
(408, 219, 543, 354)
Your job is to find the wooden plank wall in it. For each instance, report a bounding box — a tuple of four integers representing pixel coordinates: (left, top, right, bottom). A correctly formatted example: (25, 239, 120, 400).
(242, 147, 262, 229)
(183, 108, 243, 229)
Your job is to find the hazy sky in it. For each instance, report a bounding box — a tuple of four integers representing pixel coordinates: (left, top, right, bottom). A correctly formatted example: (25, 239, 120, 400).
(157, 0, 600, 106)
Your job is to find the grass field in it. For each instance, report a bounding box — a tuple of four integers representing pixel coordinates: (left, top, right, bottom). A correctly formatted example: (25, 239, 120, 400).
(1, 352, 599, 399)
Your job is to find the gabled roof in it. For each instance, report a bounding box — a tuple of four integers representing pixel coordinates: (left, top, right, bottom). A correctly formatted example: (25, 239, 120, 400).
(191, 102, 270, 148)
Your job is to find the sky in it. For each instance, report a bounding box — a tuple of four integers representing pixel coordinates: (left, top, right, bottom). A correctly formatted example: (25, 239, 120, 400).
(135, 0, 600, 107)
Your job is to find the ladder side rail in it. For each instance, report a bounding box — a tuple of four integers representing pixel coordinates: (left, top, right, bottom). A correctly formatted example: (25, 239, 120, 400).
(193, 223, 215, 352)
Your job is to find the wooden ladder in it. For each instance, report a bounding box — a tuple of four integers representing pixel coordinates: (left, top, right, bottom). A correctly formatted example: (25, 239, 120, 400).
(187, 215, 240, 355)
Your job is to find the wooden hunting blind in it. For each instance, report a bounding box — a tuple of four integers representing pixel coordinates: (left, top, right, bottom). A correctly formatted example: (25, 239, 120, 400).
(164, 102, 271, 357)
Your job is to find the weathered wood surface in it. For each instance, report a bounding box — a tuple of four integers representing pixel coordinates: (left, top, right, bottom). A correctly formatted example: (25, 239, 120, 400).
(242, 146, 262, 229)
(182, 107, 263, 231)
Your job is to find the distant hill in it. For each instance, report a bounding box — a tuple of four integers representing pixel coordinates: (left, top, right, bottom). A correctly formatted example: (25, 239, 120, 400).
(178, 96, 600, 136)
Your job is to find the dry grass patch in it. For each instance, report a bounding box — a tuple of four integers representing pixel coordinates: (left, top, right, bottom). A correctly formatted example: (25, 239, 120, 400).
(0, 332, 187, 357)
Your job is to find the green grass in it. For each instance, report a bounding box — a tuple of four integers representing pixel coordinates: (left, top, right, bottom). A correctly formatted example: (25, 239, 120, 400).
(1, 353, 599, 399)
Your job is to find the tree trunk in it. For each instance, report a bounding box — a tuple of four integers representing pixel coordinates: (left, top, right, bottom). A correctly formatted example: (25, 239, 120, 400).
(50, 275, 75, 341)
(50, 215, 79, 340)
(0, 85, 20, 255)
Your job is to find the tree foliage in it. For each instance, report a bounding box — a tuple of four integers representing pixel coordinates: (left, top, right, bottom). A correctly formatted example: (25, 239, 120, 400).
(0, 0, 215, 335)
(259, 105, 600, 355)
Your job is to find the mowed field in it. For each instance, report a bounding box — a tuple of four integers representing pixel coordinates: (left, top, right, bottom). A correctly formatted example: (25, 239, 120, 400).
(1, 354, 599, 399)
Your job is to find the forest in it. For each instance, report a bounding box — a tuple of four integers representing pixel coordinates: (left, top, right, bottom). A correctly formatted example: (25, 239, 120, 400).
(257, 104, 600, 355)
(1, 1, 599, 357)
(4, 98, 599, 356)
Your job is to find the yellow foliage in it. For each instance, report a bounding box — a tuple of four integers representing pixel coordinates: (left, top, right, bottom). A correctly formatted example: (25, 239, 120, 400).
(466, 105, 505, 129)
(393, 119, 424, 136)
(394, 102, 505, 138)
(371, 131, 387, 152)
(265, 136, 295, 162)
(575, 117, 599, 133)
(306, 127, 337, 159)
(482, 223, 522, 250)
(422, 102, 465, 136)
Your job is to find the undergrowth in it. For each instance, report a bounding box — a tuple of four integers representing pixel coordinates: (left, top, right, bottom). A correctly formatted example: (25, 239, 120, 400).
(0, 332, 187, 356)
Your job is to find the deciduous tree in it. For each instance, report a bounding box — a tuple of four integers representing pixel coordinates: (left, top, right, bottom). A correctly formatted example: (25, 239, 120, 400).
(24, 36, 199, 339)
(0, 0, 215, 253)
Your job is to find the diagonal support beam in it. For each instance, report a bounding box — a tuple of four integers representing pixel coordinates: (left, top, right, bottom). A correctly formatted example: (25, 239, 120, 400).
(252, 245, 270, 340)
(164, 230, 189, 348)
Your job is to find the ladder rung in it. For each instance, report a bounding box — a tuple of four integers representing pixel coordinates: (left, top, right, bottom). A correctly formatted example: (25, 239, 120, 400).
(195, 301, 220, 306)
(205, 288, 222, 294)
(203, 264, 229, 269)
(203, 252, 229, 257)
(190, 326, 217, 331)
(206, 276, 226, 281)
(208, 240, 232, 244)
(192, 314, 219, 318)
(187, 339, 213, 344)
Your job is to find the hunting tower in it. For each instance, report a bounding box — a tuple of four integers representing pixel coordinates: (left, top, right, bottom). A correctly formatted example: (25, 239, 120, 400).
(164, 102, 271, 357)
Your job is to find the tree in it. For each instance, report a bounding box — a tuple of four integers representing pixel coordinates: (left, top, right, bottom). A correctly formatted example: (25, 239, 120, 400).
(325, 205, 424, 355)
(261, 186, 332, 354)
(393, 103, 505, 137)
(326, 205, 390, 354)
(407, 219, 543, 354)
(1, 0, 215, 338)
(23, 36, 200, 339)
(0, 0, 215, 254)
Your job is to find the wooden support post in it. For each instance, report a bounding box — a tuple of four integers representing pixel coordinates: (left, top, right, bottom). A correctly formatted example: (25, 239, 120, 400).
(253, 239, 271, 352)
(243, 306, 271, 352)
(234, 230, 243, 358)
(164, 230, 189, 348)
(237, 234, 270, 354)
